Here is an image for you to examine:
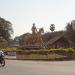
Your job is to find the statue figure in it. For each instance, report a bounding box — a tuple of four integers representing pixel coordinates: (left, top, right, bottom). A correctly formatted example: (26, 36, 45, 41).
(31, 23, 37, 35)
(31, 24, 44, 48)
(36, 28, 44, 47)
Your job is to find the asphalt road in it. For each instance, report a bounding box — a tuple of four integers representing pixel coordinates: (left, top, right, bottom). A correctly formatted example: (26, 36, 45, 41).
(0, 60, 75, 75)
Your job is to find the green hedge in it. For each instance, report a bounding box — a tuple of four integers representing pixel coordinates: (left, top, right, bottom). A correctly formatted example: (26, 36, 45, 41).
(0, 47, 75, 53)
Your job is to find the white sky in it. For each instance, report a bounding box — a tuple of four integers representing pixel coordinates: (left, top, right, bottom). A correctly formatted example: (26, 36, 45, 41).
(0, 0, 75, 38)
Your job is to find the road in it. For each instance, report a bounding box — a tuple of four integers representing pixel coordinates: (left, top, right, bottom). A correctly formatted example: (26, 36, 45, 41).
(0, 60, 75, 75)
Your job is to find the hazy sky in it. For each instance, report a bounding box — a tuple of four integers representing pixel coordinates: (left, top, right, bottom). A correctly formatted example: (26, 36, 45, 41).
(0, 0, 75, 38)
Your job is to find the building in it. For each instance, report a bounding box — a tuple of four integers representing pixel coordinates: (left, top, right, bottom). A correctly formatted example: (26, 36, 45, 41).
(46, 35, 75, 48)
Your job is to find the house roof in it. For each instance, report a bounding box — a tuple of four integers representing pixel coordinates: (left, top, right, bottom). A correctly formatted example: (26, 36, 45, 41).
(46, 34, 75, 46)
(46, 35, 63, 46)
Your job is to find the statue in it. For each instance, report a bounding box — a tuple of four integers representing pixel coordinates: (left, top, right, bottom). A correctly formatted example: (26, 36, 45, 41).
(37, 28, 44, 47)
(30, 24, 45, 48)
(31, 23, 37, 35)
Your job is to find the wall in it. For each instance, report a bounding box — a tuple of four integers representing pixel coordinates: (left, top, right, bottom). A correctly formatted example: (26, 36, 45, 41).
(16, 50, 75, 60)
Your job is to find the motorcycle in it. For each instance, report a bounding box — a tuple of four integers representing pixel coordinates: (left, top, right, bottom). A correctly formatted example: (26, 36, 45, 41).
(0, 52, 5, 67)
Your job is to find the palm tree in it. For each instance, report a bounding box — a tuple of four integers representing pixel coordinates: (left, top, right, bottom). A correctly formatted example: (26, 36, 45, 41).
(50, 24, 55, 32)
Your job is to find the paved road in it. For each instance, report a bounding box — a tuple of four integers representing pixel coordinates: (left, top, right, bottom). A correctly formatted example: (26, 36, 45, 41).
(0, 60, 75, 75)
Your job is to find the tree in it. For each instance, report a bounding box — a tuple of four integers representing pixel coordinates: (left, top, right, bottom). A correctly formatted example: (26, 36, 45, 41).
(66, 23, 73, 32)
(65, 22, 75, 43)
(0, 17, 13, 47)
(0, 37, 8, 48)
(0, 17, 13, 41)
(50, 24, 55, 32)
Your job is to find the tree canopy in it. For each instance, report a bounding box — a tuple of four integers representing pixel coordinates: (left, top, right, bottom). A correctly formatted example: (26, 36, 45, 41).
(65, 21, 75, 43)
(50, 24, 55, 32)
(0, 17, 13, 41)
